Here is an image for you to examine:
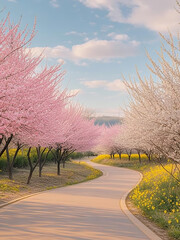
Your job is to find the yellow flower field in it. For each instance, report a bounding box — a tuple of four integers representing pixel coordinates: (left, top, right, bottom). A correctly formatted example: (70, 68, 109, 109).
(92, 154, 180, 239)
(93, 153, 147, 161)
(130, 164, 180, 239)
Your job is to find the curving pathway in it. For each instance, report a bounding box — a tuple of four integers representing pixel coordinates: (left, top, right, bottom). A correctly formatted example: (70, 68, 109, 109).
(0, 159, 158, 240)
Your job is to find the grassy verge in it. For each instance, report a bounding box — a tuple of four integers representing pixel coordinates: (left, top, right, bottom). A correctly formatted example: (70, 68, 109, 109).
(64, 161, 102, 185)
(0, 161, 102, 205)
(92, 155, 180, 240)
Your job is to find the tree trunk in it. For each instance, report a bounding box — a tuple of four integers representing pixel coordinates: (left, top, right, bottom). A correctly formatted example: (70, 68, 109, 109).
(37, 147, 41, 177)
(138, 152, 141, 164)
(57, 161, 60, 175)
(41, 148, 51, 172)
(6, 146, 13, 180)
(37, 147, 46, 177)
(27, 169, 33, 184)
(27, 147, 39, 184)
(0, 134, 13, 158)
(128, 155, 131, 161)
(39, 161, 41, 177)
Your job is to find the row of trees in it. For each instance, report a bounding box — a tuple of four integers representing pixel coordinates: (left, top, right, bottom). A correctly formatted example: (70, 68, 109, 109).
(95, 33, 180, 181)
(0, 15, 99, 183)
(1, 14, 179, 183)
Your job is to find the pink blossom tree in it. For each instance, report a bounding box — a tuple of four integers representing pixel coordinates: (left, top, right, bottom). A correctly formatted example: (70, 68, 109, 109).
(0, 15, 39, 157)
(0, 15, 70, 180)
(51, 105, 100, 175)
(95, 124, 122, 158)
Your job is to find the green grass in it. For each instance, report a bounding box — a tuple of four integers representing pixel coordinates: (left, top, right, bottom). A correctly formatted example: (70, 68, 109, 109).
(0, 179, 20, 192)
(0, 160, 102, 204)
(65, 161, 102, 185)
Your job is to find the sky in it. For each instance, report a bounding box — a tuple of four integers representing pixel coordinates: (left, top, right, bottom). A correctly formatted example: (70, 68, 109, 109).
(1, 0, 179, 116)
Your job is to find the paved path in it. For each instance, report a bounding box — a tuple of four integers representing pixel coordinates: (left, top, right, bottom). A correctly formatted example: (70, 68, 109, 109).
(0, 159, 150, 240)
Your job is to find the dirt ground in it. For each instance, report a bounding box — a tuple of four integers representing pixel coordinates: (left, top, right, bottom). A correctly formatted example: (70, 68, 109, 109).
(0, 161, 98, 205)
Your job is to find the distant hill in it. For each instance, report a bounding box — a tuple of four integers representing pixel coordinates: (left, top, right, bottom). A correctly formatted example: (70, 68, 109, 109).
(94, 116, 123, 126)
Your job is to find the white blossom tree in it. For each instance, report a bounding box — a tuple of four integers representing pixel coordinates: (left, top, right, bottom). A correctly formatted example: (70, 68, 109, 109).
(122, 33, 180, 181)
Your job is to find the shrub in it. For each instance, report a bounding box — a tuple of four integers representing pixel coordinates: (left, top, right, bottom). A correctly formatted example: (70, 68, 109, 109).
(70, 151, 96, 159)
(14, 156, 28, 168)
(0, 158, 7, 171)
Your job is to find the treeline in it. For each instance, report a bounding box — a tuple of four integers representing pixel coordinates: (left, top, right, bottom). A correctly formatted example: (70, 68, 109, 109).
(95, 33, 180, 182)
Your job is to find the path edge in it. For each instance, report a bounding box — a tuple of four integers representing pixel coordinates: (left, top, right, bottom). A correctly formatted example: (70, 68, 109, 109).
(0, 192, 42, 209)
(120, 170, 162, 240)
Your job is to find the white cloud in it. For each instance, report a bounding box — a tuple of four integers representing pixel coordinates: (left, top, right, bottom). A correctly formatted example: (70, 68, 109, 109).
(82, 79, 127, 92)
(65, 31, 86, 37)
(50, 0, 59, 8)
(29, 37, 139, 64)
(57, 58, 66, 64)
(29, 45, 72, 60)
(7, 0, 16, 2)
(78, 0, 116, 9)
(108, 33, 129, 41)
(82, 80, 107, 88)
(72, 39, 139, 61)
(101, 25, 114, 32)
(106, 79, 126, 91)
(78, 0, 179, 33)
(76, 62, 88, 66)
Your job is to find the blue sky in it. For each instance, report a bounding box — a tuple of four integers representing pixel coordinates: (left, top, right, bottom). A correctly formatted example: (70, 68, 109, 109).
(1, 0, 179, 116)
